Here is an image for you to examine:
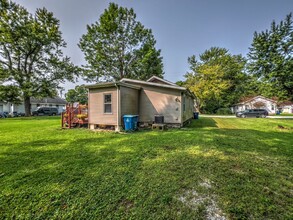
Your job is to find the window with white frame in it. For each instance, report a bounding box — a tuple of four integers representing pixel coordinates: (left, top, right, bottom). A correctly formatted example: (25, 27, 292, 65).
(104, 94, 112, 113)
(271, 105, 274, 110)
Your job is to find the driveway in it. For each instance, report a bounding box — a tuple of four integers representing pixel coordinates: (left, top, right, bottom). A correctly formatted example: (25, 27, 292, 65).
(200, 115, 293, 119)
(267, 116, 293, 119)
(201, 115, 236, 118)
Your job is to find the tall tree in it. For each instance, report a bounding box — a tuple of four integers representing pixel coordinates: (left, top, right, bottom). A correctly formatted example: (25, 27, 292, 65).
(185, 47, 247, 113)
(79, 3, 164, 82)
(248, 13, 293, 101)
(0, 0, 78, 116)
(65, 85, 88, 104)
(0, 85, 22, 104)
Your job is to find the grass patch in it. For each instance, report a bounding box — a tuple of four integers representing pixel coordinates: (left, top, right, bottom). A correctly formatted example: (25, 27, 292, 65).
(270, 113, 293, 116)
(0, 117, 293, 219)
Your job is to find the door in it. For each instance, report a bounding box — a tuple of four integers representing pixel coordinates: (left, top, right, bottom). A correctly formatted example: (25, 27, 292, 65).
(247, 109, 255, 117)
(38, 108, 45, 116)
(43, 108, 51, 115)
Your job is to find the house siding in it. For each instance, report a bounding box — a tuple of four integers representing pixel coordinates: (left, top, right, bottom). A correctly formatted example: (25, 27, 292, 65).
(88, 87, 117, 126)
(282, 105, 293, 113)
(120, 86, 139, 124)
(134, 84, 182, 124)
(86, 78, 195, 129)
(182, 93, 194, 123)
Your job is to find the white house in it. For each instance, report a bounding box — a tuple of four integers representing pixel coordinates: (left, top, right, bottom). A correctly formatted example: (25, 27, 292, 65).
(0, 97, 66, 114)
(279, 101, 293, 113)
(231, 96, 277, 114)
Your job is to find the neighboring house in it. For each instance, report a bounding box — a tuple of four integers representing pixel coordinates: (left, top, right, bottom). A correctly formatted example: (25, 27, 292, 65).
(0, 97, 66, 114)
(86, 76, 195, 131)
(231, 95, 277, 114)
(0, 102, 5, 113)
(279, 101, 293, 113)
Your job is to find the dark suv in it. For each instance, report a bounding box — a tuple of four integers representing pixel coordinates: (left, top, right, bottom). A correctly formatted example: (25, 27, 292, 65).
(236, 109, 268, 118)
(32, 107, 58, 116)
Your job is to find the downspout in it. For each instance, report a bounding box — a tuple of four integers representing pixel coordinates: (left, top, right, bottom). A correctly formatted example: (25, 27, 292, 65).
(115, 83, 121, 131)
(180, 92, 183, 127)
(87, 88, 90, 129)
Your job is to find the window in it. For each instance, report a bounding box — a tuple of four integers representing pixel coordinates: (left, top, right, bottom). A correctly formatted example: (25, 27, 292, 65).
(271, 105, 274, 110)
(49, 104, 52, 107)
(104, 94, 112, 113)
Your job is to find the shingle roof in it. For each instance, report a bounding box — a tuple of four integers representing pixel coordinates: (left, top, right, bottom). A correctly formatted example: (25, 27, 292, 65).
(30, 97, 67, 104)
(85, 81, 141, 90)
(236, 95, 277, 105)
(279, 101, 293, 106)
(120, 78, 186, 91)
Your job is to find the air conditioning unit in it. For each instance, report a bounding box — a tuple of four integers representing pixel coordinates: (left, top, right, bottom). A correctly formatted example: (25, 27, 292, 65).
(154, 115, 164, 124)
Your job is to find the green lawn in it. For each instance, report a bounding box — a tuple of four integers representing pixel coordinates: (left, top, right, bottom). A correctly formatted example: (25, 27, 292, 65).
(270, 113, 293, 116)
(0, 117, 293, 219)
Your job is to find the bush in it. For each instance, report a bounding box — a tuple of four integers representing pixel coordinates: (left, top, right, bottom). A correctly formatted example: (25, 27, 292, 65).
(216, 108, 232, 115)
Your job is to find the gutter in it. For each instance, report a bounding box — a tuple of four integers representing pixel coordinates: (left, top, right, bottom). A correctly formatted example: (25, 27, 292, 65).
(85, 82, 141, 90)
(120, 78, 186, 91)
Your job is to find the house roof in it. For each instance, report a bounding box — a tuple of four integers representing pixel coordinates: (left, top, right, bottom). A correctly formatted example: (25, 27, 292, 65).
(85, 81, 141, 90)
(30, 97, 67, 104)
(235, 95, 277, 105)
(120, 78, 186, 91)
(146, 76, 178, 86)
(279, 100, 293, 106)
(85, 76, 196, 99)
(0, 97, 66, 104)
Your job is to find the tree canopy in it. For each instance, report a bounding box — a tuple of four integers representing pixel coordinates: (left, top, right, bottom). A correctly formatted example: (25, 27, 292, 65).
(0, 0, 78, 115)
(65, 85, 88, 104)
(79, 3, 164, 82)
(248, 13, 293, 101)
(185, 47, 247, 113)
(0, 84, 22, 104)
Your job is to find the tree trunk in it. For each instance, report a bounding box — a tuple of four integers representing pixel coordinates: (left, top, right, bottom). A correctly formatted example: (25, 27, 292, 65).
(24, 96, 31, 116)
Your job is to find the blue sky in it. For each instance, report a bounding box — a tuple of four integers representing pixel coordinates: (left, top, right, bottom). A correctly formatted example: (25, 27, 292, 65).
(14, 0, 293, 91)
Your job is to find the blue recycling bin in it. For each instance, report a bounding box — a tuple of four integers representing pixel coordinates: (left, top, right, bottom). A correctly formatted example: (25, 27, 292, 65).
(123, 115, 139, 131)
(193, 112, 199, 119)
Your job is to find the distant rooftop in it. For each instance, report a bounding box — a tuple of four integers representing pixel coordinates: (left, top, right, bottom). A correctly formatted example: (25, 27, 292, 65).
(30, 97, 67, 105)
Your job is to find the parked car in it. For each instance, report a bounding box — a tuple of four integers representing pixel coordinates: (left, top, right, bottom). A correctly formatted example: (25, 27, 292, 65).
(32, 107, 58, 116)
(9, 111, 25, 117)
(0, 112, 8, 118)
(236, 109, 268, 118)
(18, 112, 25, 117)
(11, 112, 18, 117)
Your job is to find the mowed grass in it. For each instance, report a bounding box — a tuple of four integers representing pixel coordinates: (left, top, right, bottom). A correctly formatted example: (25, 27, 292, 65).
(0, 117, 292, 219)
